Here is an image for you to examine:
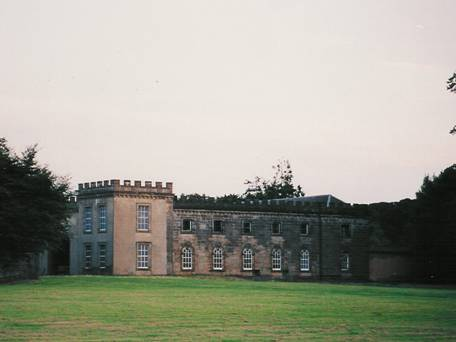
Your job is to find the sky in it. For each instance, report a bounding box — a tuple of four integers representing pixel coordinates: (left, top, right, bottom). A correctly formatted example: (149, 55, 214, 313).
(1, 0, 455, 204)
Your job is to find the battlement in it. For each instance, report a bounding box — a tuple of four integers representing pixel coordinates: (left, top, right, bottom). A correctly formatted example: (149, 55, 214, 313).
(77, 179, 173, 197)
(174, 199, 368, 217)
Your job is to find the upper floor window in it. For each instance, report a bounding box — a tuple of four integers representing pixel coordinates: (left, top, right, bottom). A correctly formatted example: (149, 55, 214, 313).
(242, 248, 253, 271)
(272, 222, 282, 235)
(99, 206, 107, 232)
(182, 247, 193, 270)
(182, 219, 194, 232)
(213, 220, 223, 233)
(300, 223, 309, 236)
(272, 249, 282, 271)
(99, 243, 107, 269)
(242, 221, 252, 234)
(341, 253, 350, 271)
(212, 247, 224, 271)
(341, 224, 351, 239)
(137, 205, 149, 231)
(83, 207, 92, 233)
(300, 249, 310, 271)
(136, 242, 150, 269)
(84, 244, 92, 269)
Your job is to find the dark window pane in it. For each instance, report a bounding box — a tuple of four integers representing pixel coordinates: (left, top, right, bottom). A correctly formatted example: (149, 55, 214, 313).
(341, 224, 351, 239)
(243, 222, 252, 234)
(272, 222, 281, 234)
(183, 219, 192, 231)
(213, 220, 223, 233)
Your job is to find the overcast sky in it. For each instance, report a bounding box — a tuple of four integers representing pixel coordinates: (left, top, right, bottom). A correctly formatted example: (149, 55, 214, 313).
(1, 0, 455, 203)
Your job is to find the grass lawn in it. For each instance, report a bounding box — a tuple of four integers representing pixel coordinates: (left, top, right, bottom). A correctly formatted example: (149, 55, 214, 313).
(0, 276, 455, 341)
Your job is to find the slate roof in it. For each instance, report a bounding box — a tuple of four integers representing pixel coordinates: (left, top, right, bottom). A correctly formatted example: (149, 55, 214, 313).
(272, 194, 346, 208)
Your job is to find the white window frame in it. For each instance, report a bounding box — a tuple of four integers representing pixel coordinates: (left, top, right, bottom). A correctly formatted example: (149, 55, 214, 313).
(99, 206, 107, 232)
(182, 247, 193, 270)
(99, 243, 107, 269)
(242, 248, 253, 271)
(182, 219, 194, 232)
(213, 220, 223, 233)
(272, 249, 282, 271)
(212, 247, 224, 271)
(272, 222, 281, 235)
(137, 205, 150, 231)
(83, 207, 92, 233)
(341, 253, 350, 271)
(84, 244, 92, 269)
(242, 221, 252, 234)
(136, 243, 150, 269)
(300, 249, 310, 271)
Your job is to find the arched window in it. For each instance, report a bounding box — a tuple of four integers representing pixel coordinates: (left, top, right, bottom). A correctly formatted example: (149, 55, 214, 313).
(300, 249, 310, 271)
(182, 247, 193, 270)
(212, 247, 223, 270)
(341, 253, 350, 271)
(272, 249, 282, 271)
(242, 248, 253, 271)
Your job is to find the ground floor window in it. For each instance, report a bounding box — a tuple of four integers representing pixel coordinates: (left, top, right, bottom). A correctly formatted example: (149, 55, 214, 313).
(212, 247, 223, 270)
(341, 253, 350, 271)
(242, 248, 253, 271)
(272, 249, 282, 271)
(99, 244, 107, 269)
(300, 249, 310, 271)
(182, 247, 193, 270)
(84, 244, 92, 269)
(136, 243, 150, 269)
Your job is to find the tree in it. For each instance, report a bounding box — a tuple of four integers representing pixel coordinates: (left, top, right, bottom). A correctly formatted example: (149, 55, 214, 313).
(174, 160, 304, 204)
(447, 72, 456, 134)
(243, 160, 304, 200)
(0, 138, 70, 267)
(414, 164, 456, 281)
(367, 199, 416, 243)
(448, 72, 456, 93)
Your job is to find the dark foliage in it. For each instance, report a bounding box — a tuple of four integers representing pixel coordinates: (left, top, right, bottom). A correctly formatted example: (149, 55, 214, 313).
(243, 160, 304, 200)
(414, 165, 456, 280)
(176, 160, 304, 204)
(448, 72, 456, 93)
(176, 193, 216, 203)
(367, 199, 417, 243)
(0, 138, 70, 267)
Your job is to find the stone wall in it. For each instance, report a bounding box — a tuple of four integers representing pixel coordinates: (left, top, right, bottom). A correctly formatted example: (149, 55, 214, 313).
(0, 254, 41, 283)
(321, 216, 370, 280)
(113, 196, 173, 275)
(172, 209, 369, 280)
(69, 179, 370, 280)
(369, 252, 415, 282)
(69, 197, 114, 275)
(70, 179, 174, 276)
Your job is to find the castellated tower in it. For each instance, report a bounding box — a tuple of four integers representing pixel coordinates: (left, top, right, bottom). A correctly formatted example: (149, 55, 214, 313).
(70, 179, 174, 275)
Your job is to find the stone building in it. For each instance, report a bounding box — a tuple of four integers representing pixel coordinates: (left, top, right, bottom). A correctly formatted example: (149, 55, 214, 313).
(69, 179, 370, 280)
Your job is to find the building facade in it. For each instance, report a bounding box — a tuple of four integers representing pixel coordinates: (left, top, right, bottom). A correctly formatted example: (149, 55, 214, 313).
(70, 179, 369, 280)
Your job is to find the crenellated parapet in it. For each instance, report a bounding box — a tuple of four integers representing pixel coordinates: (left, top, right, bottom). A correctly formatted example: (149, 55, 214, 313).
(77, 179, 173, 199)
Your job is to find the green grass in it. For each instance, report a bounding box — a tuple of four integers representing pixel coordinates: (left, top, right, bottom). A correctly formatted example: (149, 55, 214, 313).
(0, 276, 455, 341)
